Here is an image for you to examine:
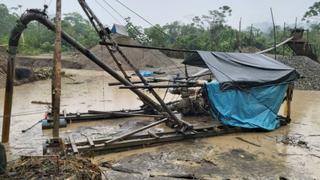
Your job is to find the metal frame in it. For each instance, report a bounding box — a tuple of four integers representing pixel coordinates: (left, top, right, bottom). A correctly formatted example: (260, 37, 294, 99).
(1, 2, 293, 154)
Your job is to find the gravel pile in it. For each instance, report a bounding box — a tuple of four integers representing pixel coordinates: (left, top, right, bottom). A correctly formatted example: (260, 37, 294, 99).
(76, 35, 173, 70)
(275, 55, 320, 90)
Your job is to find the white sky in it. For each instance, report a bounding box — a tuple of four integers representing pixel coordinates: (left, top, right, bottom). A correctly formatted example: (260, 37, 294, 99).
(0, 0, 317, 29)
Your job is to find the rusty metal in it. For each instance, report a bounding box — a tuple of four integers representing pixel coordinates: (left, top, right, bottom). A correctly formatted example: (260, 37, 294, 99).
(52, 0, 62, 138)
(287, 29, 318, 61)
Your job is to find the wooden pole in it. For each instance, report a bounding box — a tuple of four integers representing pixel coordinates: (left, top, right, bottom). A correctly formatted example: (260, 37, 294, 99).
(1, 52, 15, 143)
(283, 22, 286, 57)
(52, 0, 62, 138)
(270, 8, 277, 59)
(238, 17, 242, 51)
(249, 24, 253, 46)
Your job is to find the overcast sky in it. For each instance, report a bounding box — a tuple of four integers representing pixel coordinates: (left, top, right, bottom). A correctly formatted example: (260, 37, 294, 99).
(0, 0, 317, 29)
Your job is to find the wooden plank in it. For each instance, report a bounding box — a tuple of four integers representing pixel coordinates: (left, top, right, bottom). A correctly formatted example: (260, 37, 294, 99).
(68, 135, 78, 154)
(148, 131, 160, 139)
(87, 136, 95, 147)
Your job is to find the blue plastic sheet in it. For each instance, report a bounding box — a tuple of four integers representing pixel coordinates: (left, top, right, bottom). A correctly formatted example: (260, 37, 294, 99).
(139, 70, 154, 77)
(206, 81, 288, 130)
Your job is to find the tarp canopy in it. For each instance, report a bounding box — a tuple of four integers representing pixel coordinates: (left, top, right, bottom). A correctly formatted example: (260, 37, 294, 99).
(206, 81, 287, 130)
(184, 51, 299, 90)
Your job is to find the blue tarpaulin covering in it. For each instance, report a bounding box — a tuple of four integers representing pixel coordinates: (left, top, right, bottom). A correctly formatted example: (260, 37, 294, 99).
(139, 70, 154, 77)
(206, 81, 288, 130)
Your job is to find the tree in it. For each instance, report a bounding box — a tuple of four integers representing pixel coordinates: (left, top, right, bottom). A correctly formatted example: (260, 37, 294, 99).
(125, 17, 150, 45)
(0, 4, 18, 45)
(303, 1, 320, 22)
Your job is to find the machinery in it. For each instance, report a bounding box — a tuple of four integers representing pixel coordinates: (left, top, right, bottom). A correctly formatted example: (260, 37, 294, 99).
(1, 0, 298, 155)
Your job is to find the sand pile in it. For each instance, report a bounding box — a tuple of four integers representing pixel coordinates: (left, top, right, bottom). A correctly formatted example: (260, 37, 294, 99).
(76, 35, 173, 70)
(274, 55, 320, 90)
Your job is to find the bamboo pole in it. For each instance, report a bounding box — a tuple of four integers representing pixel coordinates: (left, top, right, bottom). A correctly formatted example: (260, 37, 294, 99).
(270, 8, 277, 59)
(52, 0, 62, 138)
(238, 17, 242, 51)
(283, 22, 286, 57)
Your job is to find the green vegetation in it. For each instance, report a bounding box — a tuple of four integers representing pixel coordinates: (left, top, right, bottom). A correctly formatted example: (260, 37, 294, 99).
(0, 4, 98, 54)
(0, 2, 319, 57)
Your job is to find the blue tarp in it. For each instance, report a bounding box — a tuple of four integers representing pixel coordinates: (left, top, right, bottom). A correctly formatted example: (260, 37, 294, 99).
(206, 81, 288, 130)
(139, 70, 154, 77)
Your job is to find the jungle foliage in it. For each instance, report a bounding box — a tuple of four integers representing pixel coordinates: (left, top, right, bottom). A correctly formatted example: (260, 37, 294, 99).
(0, 3, 319, 57)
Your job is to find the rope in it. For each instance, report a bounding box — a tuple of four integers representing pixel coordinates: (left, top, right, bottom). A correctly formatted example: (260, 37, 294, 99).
(101, 0, 126, 20)
(95, 0, 122, 24)
(113, 0, 172, 40)
(97, 0, 184, 74)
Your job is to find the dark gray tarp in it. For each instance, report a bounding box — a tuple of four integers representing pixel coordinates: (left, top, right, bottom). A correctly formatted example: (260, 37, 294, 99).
(184, 51, 300, 90)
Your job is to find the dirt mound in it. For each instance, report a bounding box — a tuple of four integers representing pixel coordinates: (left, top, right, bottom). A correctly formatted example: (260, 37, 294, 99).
(76, 35, 172, 70)
(274, 55, 320, 90)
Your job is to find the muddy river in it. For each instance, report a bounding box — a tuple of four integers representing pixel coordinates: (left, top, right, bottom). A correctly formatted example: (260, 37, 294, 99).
(0, 69, 319, 179)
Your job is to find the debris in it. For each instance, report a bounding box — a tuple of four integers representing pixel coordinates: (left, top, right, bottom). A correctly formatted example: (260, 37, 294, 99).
(66, 81, 84, 85)
(31, 101, 51, 105)
(277, 135, 309, 149)
(235, 137, 261, 147)
(201, 158, 217, 166)
(0, 155, 102, 179)
(100, 162, 142, 174)
(309, 134, 320, 137)
(149, 173, 197, 179)
(310, 154, 320, 159)
(279, 176, 289, 180)
(21, 120, 43, 133)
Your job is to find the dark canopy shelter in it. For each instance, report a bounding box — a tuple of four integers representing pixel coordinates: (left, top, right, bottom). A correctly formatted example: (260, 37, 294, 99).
(184, 51, 300, 90)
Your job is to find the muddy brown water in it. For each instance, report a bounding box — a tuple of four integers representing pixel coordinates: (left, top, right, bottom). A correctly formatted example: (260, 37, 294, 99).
(0, 69, 319, 179)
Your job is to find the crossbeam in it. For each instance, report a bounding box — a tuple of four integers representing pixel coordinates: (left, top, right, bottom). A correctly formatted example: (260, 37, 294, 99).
(119, 84, 203, 89)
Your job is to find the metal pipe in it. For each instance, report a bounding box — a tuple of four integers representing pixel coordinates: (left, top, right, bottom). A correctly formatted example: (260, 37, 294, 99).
(99, 41, 196, 53)
(119, 84, 203, 89)
(105, 118, 168, 144)
(108, 79, 168, 86)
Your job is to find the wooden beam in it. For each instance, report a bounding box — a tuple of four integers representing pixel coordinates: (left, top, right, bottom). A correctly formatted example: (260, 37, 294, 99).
(52, 0, 62, 138)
